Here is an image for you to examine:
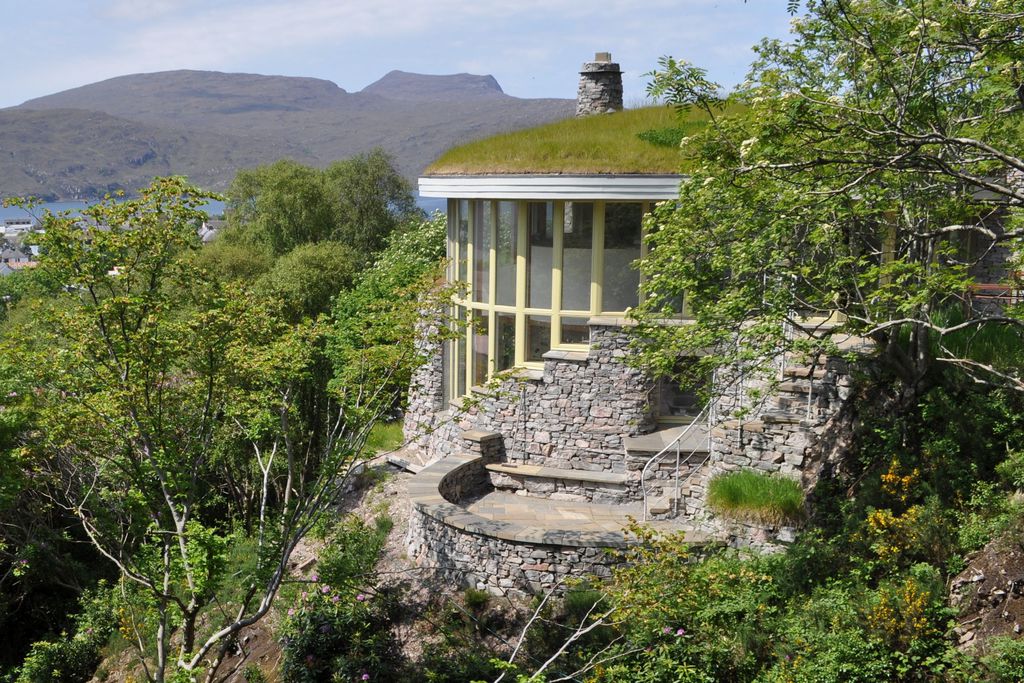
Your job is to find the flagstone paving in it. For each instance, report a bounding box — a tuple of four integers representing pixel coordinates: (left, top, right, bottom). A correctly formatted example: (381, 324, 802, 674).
(464, 490, 702, 536)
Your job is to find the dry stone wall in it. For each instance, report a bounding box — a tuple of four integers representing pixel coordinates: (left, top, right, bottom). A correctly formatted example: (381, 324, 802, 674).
(404, 325, 656, 474)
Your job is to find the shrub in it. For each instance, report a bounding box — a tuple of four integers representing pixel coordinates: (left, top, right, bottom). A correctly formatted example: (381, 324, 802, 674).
(707, 470, 804, 524)
(15, 583, 115, 683)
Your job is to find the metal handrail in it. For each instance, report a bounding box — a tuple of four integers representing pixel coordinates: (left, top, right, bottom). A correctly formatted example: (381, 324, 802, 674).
(640, 402, 712, 521)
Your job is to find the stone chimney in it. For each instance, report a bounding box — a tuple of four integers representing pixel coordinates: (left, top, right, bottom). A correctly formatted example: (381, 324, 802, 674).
(576, 52, 623, 117)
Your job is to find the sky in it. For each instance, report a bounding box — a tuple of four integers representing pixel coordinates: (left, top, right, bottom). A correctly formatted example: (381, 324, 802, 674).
(0, 0, 797, 109)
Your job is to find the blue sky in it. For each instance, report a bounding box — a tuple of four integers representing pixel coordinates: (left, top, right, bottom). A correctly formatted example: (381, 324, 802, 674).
(2, 1, 796, 108)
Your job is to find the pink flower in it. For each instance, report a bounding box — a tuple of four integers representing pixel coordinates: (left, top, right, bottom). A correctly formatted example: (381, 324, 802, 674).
(662, 626, 672, 634)
(356, 594, 366, 602)
(321, 585, 330, 594)
(311, 573, 319, 582)
(676, 628, 685, 636)
(361, 675, 370, 681)
(331, 595, 340, 603)
(287, 609, 295, 616)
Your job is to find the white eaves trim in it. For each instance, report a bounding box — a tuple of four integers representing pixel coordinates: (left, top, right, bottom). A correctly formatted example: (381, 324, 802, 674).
(418, 174, 683, 200)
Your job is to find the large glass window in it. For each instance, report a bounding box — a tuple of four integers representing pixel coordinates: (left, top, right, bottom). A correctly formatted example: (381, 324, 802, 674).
(473, 202, 492, 303)
(602, 203, 643, 312)
(562, 202, 593, 311)
(527, 202, 553, 308)
(447, 198, 671, 397)
(496, 201, 517, 306)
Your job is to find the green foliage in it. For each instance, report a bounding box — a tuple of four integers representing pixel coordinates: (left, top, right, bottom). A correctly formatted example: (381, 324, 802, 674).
(329, 212, 453, 419)
(636, 126, 690, 148)
(981, 637, 1024, 683)
(427, 105, 710, 175)
(362, 421, 404, 456)
(707, 470, 804, 525)
(192, 240, 273, 283)
(323, 148, 420, 257)
(226, 150, 418, 260)
(462, 588, 490, 613)
(255, 241, 359, 320)
(0, 177, 392, 680)
(633, 0, 1024, 396)
(279, 514, 403, 682)
(14, 583, 115, 683)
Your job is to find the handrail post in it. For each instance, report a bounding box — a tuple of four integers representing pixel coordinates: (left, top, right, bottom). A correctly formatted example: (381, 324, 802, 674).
(673, 439, 680, 516)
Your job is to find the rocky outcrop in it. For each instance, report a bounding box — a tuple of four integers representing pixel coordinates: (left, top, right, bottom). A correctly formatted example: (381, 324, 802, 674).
(950, 523, 1024, 651)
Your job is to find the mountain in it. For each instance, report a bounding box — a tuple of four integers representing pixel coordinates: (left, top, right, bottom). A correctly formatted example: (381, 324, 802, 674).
(3, 70, 574, 200)
(361, 71, 504, 100)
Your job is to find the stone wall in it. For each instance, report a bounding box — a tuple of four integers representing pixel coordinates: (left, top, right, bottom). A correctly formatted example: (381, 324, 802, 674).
(403, 312, 447, 454)
(576, 55, 623, 117)
(680, 354, 855, 531)
(404, 325, 656, 473)
(408, 511, 622, 597)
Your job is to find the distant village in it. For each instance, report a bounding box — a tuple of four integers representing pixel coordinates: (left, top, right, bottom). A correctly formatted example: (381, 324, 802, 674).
(0, 217, 40, 275)
(0, 216, 224, 276)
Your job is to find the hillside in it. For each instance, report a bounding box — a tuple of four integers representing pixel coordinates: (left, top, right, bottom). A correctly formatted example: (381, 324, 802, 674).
(3, 70, 574, 199)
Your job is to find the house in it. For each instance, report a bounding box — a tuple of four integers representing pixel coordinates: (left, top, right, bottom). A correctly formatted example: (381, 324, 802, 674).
(402, 54, 856, 597)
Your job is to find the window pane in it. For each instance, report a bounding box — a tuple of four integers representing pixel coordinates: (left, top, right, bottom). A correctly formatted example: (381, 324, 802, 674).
(562, 202, 593, 311)
(560, 316, 590, 345)
(496, 201, 518, 306)
(527, 202, 553, 308)
(473, 202, 492, 303)
(496, 312, 516, 371)
(457, 200, 470, 286)
(472, 313, 490, 386)
(602, 203, 643, 312)
(526, 315, 551, 362)
(456, 321, 467, 397)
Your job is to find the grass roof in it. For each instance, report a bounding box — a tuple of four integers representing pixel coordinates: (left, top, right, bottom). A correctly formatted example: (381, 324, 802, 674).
(425, 104, 717, 176)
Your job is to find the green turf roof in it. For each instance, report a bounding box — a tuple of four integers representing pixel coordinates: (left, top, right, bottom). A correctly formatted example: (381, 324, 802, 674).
(425, 105, 710, 176)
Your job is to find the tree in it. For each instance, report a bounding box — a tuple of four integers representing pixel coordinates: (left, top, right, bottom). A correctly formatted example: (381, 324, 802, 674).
(225, 159, 334, 255)
(3, 178, 391, 682)
(635, 0, 1024, 400)
(256, 241, 360, 321)
(225, 150, 419, 262)
(324, 148, 420, 258)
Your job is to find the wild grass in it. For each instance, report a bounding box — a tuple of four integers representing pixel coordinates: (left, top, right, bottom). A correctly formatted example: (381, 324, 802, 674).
(426, 104, 742, 175)
(929, 304, 1024, 371)
(363, 420, 404, 455)
(707, 470, 804, 525)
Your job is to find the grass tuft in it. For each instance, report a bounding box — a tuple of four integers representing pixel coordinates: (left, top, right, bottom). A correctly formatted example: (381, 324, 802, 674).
(363, 420, 404, 455)
(426, 105, 742, 175)
(707, 470, 804, 525)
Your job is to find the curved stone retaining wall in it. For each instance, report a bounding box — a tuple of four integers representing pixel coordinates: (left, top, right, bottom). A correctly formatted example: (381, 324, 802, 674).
(406, 452, 633, 597)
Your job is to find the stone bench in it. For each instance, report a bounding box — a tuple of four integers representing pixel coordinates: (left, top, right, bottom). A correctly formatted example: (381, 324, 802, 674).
(484, 462, 633, 504)
(406, 452, 715, 596)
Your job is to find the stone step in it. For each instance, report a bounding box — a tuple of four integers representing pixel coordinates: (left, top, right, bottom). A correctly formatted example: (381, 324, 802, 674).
(783, 366, 827, 379)
(775, 396, 819, 413)
(623, 423, 711, 455)
(648, 495, 674, 515)
(777, 380, 827, 394)
(760, 411, 805, 425)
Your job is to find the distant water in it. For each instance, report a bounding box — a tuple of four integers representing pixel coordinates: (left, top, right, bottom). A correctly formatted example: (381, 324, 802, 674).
(0, 199, 227, 221)
(0, 196, 447, 220)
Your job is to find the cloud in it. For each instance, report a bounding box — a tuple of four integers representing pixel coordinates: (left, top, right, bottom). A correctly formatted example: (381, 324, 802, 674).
(3, 0, 794, 106)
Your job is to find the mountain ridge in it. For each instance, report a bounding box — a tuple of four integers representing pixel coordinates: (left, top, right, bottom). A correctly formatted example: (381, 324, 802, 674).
(3, 69, 574, 200)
